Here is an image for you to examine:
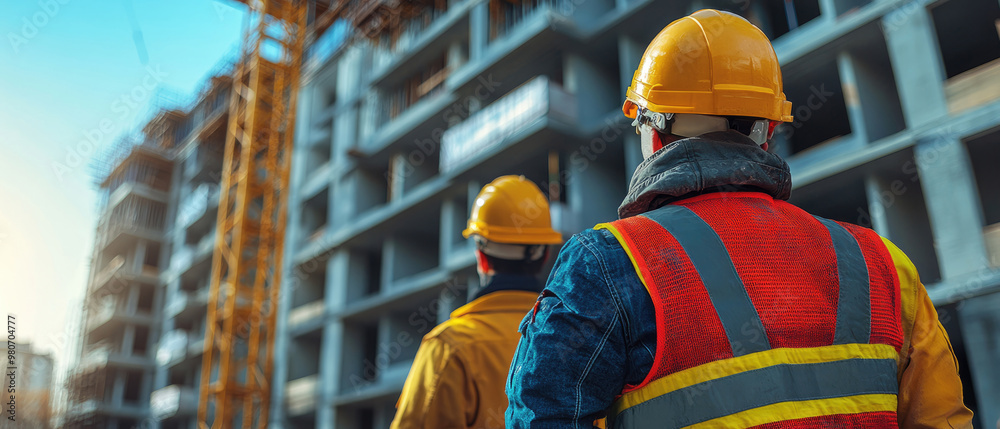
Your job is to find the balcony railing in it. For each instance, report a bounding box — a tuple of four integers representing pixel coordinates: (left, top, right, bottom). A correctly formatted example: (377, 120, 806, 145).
(150, 384, 198, 421)
(288, 301, 325, 328)
(92, 256, 125, 290)
(86, 300, 118, 332)
(177, 183, 220, 228)
(80, 342, 115, 370)
(164, 287, 209, 320)
(168, 230, 215, 277)
(441, 75, 575, 173)
(156, 330, 189, 367)
(491, 0, 566, 41)
(92, 255, 159, 294)
(285, 375, 319, 416)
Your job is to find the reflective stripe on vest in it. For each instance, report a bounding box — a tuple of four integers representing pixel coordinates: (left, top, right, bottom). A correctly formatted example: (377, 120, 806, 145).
(600, 205, 900, 429)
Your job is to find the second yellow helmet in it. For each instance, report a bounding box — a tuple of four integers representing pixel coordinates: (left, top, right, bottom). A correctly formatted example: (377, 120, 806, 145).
(463, 176, 563, 245)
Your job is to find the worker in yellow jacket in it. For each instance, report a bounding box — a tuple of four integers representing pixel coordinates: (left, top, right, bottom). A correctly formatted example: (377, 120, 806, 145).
(390, 175, 562, 429)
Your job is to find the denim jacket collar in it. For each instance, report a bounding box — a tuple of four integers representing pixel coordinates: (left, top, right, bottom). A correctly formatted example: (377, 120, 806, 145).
(618, 130, 792, 219)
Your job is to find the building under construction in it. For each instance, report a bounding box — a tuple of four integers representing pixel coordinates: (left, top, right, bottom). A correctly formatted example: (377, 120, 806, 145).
(66, 0, 1000, 428)
(276, 0, 1000, 427)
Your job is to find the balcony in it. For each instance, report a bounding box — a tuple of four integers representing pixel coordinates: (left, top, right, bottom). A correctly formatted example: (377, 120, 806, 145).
(166, 230, 216, 281)
(98, 220, 164, 254)
(101, 146, 172, 206)
(150, 385, 198, 421)
(91, 255, 159, 295)
(80, 342, 154, 372)
(65, 398, 148, 421)
(440, 75, 576, 174)
(177, 183, 220, 229)
(288, 301, 325, 335)
(156, 330, 189, 368)
(285, 374, 319, 417)
(164, 287, 210, 321)
(85, 300, 154, 337)
(156, 329, 205, 369)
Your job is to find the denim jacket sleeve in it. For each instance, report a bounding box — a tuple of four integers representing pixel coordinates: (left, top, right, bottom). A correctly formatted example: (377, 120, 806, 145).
(505, 228, 656, 429)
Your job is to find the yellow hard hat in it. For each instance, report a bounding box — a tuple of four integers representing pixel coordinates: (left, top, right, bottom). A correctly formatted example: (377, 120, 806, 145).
(622, 9, 793, 122)
(462, 176, 563, 245)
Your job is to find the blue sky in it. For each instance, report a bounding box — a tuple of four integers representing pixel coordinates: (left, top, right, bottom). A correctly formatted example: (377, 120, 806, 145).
(0, 0, 245, 386)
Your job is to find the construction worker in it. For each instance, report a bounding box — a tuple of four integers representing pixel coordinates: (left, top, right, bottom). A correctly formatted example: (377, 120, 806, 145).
(506, 9, 974, 428)
(390, 175, 562, 429)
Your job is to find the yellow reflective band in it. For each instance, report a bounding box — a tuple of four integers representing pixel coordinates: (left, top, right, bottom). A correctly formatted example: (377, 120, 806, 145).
(595, 223, 651, 295)
(683, 394, 898, 428)
(610, 343, 899, 416)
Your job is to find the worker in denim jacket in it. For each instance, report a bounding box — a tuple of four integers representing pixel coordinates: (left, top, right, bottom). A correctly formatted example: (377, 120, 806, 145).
(505, 9, 973, 429)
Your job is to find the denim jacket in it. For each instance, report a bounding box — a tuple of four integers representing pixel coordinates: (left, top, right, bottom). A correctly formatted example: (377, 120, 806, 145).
(504, 132, 793, 428)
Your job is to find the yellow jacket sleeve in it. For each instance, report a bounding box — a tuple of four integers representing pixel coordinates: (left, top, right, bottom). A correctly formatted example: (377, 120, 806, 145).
(390, 336, 476, 429)
(882, 237, 974, 429)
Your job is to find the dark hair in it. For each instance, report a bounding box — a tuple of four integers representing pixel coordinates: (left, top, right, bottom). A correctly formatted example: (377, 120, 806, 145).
(485, 251, 547, 275)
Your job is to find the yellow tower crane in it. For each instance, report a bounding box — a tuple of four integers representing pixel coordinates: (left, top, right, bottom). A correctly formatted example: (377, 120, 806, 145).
(197, 0, 430, 426)
(197, 1, 308, 427)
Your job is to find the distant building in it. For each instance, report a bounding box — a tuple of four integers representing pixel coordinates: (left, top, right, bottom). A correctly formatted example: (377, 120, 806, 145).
(10, 343, 55, 429)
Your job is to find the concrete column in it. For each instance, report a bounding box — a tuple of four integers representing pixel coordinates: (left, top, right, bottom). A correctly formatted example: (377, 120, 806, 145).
(562, 53, 617, 125)
(960, 291, 1000, 429)
(440, 198, 457, 263)
(126, 283, 140, 314)
(818, 0, 837, 22)
(916, 137, 988, 279)
(317, 321, 345, 429)
(882, 5, 948, 127)
(327, 251, 348, 311)
(269, 256, 298, 426)
(470, 1, 489, 60)
(133, 241, 148, 273)
(837, 52, 870, 143)
(864, 175, 892, 236)
(111, 371, 126, 407)
(293, 85, 315, 185)
(140, 370, 153, 409)
(447, 40, 468, 71)
(618, 35, 645, 181)
(122, 325, 136, 357)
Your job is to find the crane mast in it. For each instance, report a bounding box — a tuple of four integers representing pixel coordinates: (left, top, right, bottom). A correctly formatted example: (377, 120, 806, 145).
(198, 1, 306, 427)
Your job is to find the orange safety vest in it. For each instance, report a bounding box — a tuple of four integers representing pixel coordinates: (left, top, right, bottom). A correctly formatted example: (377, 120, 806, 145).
(596, 193, 904, 428)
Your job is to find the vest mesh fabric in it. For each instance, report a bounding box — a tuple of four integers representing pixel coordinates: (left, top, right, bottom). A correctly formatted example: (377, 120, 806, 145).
(611, 214, 733, 392)
(747, 411, 898, 428)
(610, 192, 904, 423)
(677, 194, 842, 351)
(839, 222, 904, 351)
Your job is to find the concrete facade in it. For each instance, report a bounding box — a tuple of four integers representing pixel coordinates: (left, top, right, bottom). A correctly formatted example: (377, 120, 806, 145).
(274, 0, 1000, 428)
(64, 141, 171, 429)
(66, 74, 232, 429)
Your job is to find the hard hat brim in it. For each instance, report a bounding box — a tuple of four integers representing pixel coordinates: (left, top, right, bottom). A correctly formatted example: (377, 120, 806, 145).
(462, 223, 563, 245)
